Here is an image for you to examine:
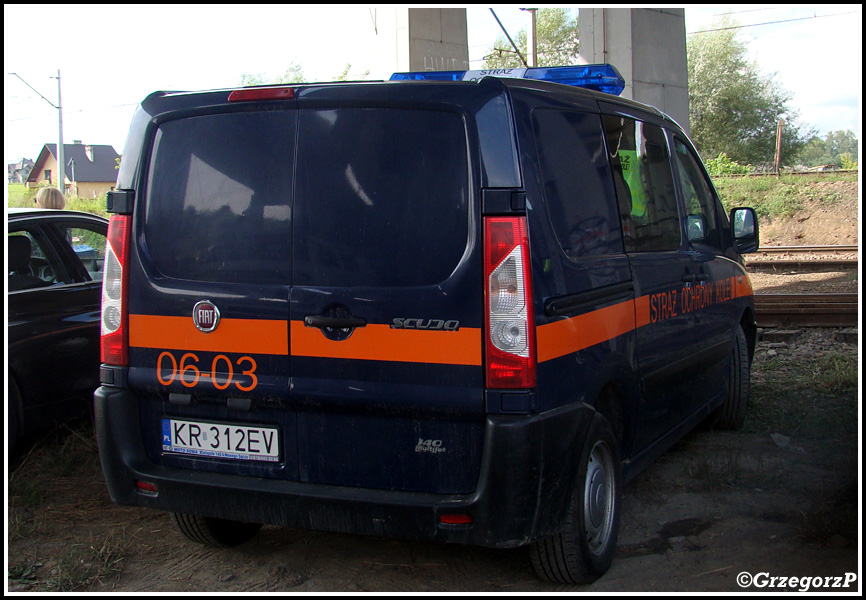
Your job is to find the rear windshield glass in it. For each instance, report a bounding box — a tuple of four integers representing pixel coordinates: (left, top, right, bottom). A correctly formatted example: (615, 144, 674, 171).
(144, 110, 295, 284)
(293, 108, 470, 287)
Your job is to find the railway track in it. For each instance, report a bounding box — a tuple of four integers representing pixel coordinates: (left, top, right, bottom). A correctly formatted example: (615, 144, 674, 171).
(754, 293, 859, 328)
(746, 245, 859, 273)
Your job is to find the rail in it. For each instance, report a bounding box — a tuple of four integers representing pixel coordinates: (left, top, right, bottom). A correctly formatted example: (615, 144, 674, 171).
(746, 245, 858, 273)
(754, 293, 859, 328)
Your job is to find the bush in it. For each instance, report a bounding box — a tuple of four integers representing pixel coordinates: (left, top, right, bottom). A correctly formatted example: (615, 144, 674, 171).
(704, 152, 753, 176)
(840, 153, 858, 170)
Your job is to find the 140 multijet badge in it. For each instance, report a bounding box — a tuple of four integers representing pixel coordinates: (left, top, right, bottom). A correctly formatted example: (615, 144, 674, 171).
(391, 318, 460, 331)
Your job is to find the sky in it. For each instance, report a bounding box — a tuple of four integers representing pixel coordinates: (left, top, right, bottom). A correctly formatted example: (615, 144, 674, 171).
(4, 5, 862, 167)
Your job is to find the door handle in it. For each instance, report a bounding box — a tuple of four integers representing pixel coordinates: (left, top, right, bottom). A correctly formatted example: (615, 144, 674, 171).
(304, 315, 367, 330)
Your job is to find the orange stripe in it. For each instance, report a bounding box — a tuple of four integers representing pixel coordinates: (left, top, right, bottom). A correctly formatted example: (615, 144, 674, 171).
(129, 314, 288, 355)
(536, 299, 637, 363)
(290, 321, 482, 366)
(732, 274, 753, 298)
(634, 294, 651, 328)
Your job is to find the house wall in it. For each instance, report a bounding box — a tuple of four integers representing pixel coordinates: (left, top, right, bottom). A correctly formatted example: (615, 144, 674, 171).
(26, 153, 113, 197)
(73, 181, 115, 199)
(27, 154, 62, 189)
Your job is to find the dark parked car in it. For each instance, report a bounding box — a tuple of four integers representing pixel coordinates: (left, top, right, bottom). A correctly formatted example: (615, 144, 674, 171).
(8, 208, 108, 451)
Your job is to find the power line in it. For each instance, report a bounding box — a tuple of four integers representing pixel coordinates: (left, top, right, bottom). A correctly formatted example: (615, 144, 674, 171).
(7, 102, 138, 122)
(714, 7, 787, 17)
(688, 11, 859, 34)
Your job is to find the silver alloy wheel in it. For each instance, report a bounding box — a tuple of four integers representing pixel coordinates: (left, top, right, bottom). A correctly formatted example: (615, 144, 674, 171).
(583, 440, 616, 556)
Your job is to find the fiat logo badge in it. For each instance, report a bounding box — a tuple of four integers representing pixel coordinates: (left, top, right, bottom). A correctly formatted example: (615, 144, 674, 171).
(193, 300, 221, 333)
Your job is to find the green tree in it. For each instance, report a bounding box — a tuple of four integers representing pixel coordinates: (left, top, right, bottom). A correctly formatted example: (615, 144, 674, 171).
(239, 63, 305, 86)
(484, 8, 579, 68)
(687, 15, 813, 167)
(796, 130, 859, 167)
(823, 129, 858, 162)
(334, 63, 370, 82)
(796, 136, 831, 167)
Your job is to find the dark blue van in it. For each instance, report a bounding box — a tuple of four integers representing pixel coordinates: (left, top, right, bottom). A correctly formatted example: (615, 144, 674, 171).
(94, 65, 759, 584)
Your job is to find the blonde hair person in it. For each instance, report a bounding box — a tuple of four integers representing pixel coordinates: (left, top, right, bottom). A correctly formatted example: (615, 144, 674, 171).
(35, 187, 66, 209)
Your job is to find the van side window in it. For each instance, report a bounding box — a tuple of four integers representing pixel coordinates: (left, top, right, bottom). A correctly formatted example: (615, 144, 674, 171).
(602, 116, 680, 252)
(672, 138, 722, 249)
(531, 109, 623, 259)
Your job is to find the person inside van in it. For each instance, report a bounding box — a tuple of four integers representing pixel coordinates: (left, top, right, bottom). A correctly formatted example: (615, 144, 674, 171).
(35, 187, 66, 209)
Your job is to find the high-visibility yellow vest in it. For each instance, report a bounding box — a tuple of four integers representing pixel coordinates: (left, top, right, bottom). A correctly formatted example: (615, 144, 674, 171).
(618, 150, 647, 218)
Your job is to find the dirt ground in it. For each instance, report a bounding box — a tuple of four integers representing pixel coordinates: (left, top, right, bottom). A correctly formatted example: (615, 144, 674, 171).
(6, 180, 861, 593)
(756, 179, 859, 247)
(7, 331, 859, 593)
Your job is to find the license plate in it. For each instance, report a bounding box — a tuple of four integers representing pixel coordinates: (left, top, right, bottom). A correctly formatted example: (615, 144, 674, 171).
(162, 418, 280, 462)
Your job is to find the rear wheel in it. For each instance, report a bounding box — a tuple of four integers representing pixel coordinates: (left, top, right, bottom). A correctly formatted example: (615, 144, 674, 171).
(8, 377, 23, 455)
(171, 513, 262, 547)
(712, 324, 750, 430)
(530, 414, 621, 584)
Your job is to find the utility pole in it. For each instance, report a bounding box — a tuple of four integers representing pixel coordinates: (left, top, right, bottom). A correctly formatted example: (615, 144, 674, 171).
(521, 8, 538, 67)
(8, 70, 65, 191)
(774, 118, 784, 176)
(55, 70, 65, 192)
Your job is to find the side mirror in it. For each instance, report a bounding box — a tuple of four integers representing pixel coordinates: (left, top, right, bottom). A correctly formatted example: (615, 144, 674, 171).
(730, 207, 759, 254)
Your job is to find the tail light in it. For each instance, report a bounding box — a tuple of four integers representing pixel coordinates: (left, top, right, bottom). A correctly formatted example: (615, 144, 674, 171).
(101, 215, 131, 365)
(484, 217, 537, 388)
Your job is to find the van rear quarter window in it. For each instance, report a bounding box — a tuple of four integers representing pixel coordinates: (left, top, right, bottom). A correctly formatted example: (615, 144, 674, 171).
(293, 108, 470, 287)
(144, 111, 295, 284)
(531, 109, 623, 258)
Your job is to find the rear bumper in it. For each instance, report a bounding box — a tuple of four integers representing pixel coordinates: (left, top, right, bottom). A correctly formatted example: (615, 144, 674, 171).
(94, 386, 594, 548)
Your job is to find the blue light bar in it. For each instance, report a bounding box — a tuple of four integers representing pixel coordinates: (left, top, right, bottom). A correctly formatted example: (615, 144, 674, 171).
(389, 70, 465, 82)
(389, 64, 626, 96)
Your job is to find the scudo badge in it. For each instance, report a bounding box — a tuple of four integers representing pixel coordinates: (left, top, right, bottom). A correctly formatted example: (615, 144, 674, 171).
(193, 300, 221, 333)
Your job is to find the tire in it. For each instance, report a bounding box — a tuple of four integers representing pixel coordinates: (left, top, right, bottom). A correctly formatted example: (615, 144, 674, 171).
(712, 324, 750, 430)
(8, 377, 23, 456)
(530, 414, 622, 584)
(171, 512, 262, 547)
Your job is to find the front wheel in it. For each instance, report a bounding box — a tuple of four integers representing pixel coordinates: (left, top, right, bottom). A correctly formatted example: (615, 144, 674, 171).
(171, 512, 262, 547)
(711, 324, 750, 430)
(530, 414, 622, 584)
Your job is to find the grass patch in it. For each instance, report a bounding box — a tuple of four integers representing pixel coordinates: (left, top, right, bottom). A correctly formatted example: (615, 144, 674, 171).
(713, 171, 855, 219)
(48, 533, 129, 591)
(746, 350, 858, 439)
(685, 443, 744, 491)
(813, 353, 858, 394)
(8, 423, 98, 539)
(7, 182, 108, 218)
(7, 182, 31, 205)
(7, 422, 130, 591)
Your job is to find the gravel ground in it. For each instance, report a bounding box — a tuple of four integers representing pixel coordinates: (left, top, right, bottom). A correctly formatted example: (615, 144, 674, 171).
(749, 269, 858, 295)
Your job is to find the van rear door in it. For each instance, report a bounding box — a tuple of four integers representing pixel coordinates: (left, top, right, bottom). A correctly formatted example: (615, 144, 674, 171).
(130, 108, 298, 478)
(290, 105, 485, 494)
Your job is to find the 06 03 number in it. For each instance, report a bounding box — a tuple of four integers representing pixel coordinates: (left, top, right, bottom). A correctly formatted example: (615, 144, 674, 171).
(157, 351, 258, 391)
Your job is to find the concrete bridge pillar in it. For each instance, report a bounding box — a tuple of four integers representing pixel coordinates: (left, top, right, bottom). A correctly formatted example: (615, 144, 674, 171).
(579, 8, 690, 133)
(376, 8, 469, 73)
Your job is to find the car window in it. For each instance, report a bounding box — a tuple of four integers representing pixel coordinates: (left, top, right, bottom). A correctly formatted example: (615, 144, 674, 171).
(531, 109, 623, 259)
(672, 138, 722, 249)
(293, 107, 470, 287)
(8, 227, 71, 291)
(144, 110, 295, 285)
(49, 222, 108, 282)
(602, 116, 680, 253)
